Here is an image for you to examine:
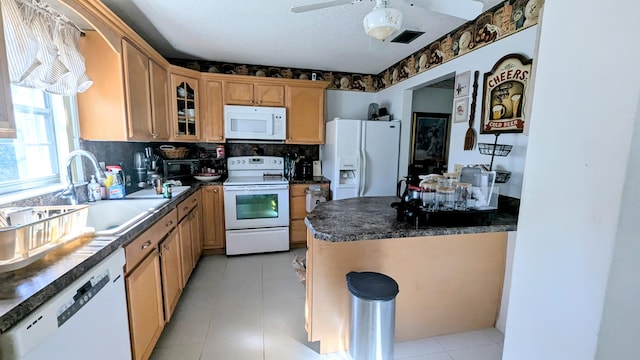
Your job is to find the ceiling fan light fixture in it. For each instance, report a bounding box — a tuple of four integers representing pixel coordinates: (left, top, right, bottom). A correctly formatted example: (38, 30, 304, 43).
(363, 3, 403, 41)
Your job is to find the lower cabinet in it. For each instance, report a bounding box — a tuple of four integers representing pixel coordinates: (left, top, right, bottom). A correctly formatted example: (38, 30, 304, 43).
(159, 228, 182, 322)
(126, 250, 164, 360)
(202, 185, 226, 250)
(177, 190, 201, 285)
(289, 183, 329, 247)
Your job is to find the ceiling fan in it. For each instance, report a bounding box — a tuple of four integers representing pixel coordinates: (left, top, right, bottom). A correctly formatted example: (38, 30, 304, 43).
(291, 0, 484, 41)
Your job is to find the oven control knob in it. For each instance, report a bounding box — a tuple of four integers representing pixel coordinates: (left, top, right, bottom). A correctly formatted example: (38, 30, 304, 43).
(229, 160, 235, 165)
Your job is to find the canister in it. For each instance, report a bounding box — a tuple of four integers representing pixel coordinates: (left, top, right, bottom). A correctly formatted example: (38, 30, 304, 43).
(162, 183, 173, 199)
(216, 145, 225, 159)
(436, 186, 455, 210)
(420, 183, 437, 210)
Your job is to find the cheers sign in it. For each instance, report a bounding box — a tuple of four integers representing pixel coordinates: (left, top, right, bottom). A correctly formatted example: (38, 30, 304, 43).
(481, 54, 532, 134)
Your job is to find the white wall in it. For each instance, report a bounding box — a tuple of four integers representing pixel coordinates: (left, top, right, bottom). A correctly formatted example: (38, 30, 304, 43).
(412, 86, 454, 114)
(503, 1, 640, 359)
(374, 26, 538, 198)
(325, 89, 377, 121)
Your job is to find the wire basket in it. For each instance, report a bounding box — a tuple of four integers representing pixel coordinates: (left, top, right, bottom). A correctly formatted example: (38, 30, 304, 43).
(495, 170, 512, 183)
(478, 143, 513, 157)
(160, 147, 190, 159)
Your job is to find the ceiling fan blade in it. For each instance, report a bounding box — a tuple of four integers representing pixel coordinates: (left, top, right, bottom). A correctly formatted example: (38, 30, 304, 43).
(291, 0, 354, 13)
(406, 0, 483, 20)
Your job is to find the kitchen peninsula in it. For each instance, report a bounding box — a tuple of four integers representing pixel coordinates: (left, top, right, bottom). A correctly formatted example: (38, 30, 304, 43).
(304, 196, 517, 354)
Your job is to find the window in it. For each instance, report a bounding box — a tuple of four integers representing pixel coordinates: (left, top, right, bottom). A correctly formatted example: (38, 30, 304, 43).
(0, 85, 76, 195)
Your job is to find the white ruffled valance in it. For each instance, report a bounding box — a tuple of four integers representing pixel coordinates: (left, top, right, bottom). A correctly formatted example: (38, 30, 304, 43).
(1, 0, 92, 95)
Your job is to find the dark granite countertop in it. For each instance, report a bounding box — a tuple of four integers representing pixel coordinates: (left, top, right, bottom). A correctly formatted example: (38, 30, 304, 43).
(305, 196, 518, 242)
(0, 185, 201, 334)
(288, 176, 330, 185)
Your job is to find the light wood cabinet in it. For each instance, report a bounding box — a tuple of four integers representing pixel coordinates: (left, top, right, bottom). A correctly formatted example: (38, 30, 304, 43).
(289, 183, 329, 247)
(124, 209, 176, 360)
(224, 81, 284, 106)
(190, 196, 202, 263)
(0, 10, 16, 139)
(125, 250, 164, 360)
(177, 190, 201, 284)
(159, 228, 182, 322)
(79, 35, 171, 141)
(122, 40, 152, 140)
(200, 78, 225, 142)
(179, 212, 194, 284)
(286, 84, 327, 144)
(201, 185, 226, 250)
(170, 72, 200, 141)
(149, 60, 171, 140)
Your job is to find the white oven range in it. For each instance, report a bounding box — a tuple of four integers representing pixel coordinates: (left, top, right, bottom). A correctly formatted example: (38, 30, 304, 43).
(223, 156, 289, 255)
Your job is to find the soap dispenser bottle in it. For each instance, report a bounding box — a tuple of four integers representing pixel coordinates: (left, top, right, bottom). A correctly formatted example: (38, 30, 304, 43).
(88, 175, 101, 202)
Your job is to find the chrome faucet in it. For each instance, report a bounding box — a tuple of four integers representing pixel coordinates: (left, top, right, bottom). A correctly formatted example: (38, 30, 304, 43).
(55, 150, 107, 205)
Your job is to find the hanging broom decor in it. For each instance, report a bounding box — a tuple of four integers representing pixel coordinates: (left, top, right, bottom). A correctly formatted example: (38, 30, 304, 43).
(464, 70, 480, 151)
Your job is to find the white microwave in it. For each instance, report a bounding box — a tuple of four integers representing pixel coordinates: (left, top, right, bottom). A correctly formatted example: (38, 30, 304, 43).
(224, 105, 287, 141)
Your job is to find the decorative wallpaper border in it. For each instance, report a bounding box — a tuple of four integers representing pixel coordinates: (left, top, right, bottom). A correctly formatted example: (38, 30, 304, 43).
(168, 0, 543, 93)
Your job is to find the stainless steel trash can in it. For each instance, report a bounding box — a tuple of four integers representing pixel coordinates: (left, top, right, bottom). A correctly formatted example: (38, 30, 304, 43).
(346, 271, 399, 360)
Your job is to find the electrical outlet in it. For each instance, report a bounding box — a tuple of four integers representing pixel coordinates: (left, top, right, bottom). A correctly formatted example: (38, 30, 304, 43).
(125, 175, 131, 186)
(454, 164, 464, 173)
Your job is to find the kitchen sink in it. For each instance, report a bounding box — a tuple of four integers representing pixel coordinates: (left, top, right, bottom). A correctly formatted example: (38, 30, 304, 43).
(124, 186, 190, 199)
(86, 198, 169, 235)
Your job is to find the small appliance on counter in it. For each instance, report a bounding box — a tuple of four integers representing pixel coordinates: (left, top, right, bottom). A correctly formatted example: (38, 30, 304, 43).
(295, 158, 313, 180)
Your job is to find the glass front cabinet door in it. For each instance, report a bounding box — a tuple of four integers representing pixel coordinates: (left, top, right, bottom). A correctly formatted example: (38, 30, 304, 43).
(171, 75, 199, 140)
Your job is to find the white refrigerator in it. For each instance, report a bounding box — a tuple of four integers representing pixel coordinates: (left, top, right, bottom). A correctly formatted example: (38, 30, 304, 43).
(322, 118, 401, 200)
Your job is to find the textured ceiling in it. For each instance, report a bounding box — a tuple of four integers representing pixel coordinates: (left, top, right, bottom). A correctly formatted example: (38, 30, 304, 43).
(99, 0, 504, 75)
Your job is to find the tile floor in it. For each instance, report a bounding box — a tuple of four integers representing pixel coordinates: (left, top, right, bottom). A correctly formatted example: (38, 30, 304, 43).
(150, 250, 504, 360)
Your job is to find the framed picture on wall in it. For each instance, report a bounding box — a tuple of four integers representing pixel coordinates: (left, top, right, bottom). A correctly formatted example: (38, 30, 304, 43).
(454, 71, 470, 98)
(480, 54, 533, 134)
(410, 112, 451, 164)
(453, 97, 469, 123)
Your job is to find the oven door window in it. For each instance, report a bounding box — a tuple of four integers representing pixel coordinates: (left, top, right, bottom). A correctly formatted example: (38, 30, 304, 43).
(235, 194, 279, 220)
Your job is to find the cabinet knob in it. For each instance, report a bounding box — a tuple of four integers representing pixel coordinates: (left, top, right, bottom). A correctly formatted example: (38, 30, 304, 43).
(213, 189, 218, 193)
(151, 133, 158, 139)
(141, 240, 152, 250)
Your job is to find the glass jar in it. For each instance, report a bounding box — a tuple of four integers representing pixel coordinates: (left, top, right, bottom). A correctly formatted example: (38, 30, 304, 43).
(436, 186, 456, 210)
(442, 172, 460, 187)
(216, 145, 225, 159)
(454, 182, 472, 210)
(420, 183, 438, 210)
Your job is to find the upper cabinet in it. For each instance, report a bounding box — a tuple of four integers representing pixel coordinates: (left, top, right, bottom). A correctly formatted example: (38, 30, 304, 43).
(200, 76, 224, 142)
(170, 67, 200, 141)
(0, 11, 16, 139)
(224, 81, 284, 107)
(149, 60, 171, 140)
(286, 83, 328, 144)
(122, 40, 151, 140)
(78, 34, 170, 141)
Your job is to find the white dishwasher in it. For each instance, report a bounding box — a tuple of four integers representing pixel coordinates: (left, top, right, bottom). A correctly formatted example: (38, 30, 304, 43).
(0, 248, 131, 360)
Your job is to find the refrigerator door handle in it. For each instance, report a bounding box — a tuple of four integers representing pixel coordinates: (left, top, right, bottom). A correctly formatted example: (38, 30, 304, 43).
(359, 141, 366, 197)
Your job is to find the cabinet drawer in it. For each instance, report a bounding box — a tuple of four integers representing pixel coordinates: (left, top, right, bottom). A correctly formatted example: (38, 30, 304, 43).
(125, 208, 177, 273)
(290, 184, 308, 197)
(177, 191, 199, 221)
